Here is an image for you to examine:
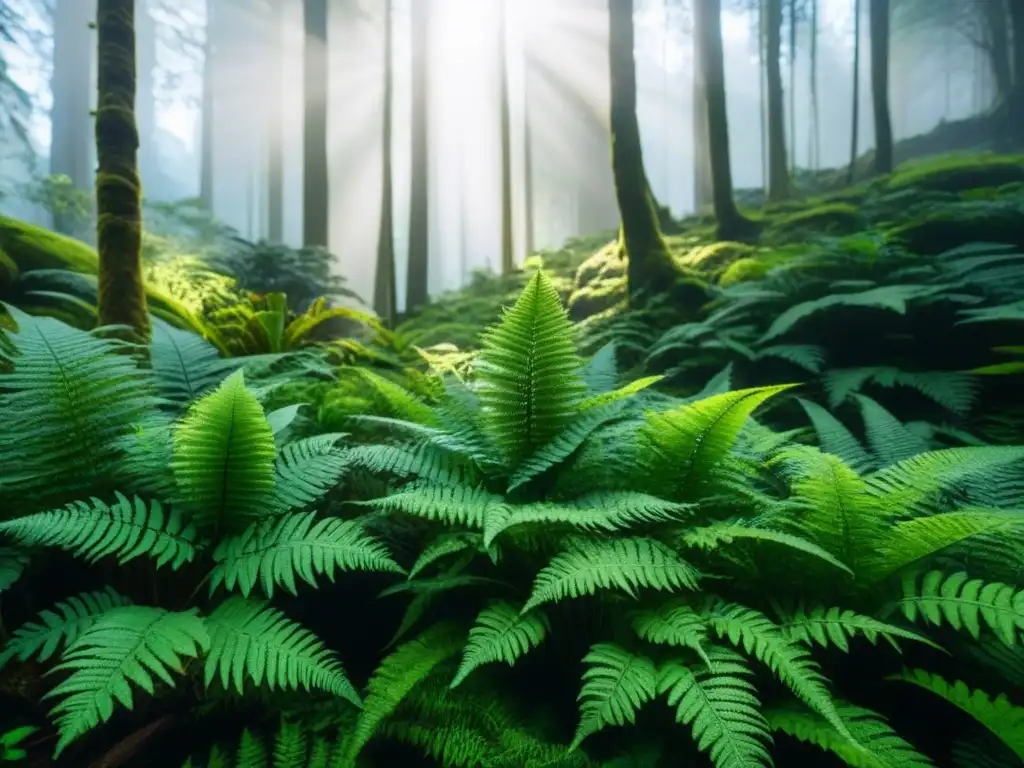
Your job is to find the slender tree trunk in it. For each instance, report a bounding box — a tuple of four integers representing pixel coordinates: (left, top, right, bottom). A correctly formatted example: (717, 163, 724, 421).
(135, 0, 158, 193)
(95, 0, 149, 341)
(758, 0, 768, 192)
(405, 0, 430, 310)
(868, 0, 893, 175)
(374, 0, 396, 325)
(765, 0, 791, 201)
(810, 0, 820, 169)
(303, 0, 330, 247)
(200, 0, 215, 208)
(982, 0, 1013, 107)
(693, 11, 714, 212)
(1005, 0, 1024, 147)
(695, 0, 757, 240)
(524, 50, 536, 255)
(498, 0, 514, 274)
(266, 0, 285, 242)
(846, 0, 862, 184)
(608, 0, 677, 303)
(50, 0, 96, 235)
(788, 0, 796, 178)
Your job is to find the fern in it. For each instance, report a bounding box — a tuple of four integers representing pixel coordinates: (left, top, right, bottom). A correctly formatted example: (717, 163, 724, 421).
(778, 605, 941, 653)
(450, 601, 549, 688)
(570, 643, 658, 749)
(898, 570, 1024, 646)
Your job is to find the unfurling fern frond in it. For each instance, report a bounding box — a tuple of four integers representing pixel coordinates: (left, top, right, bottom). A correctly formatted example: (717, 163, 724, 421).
(172, 370, 278, 533)
(0, 587, 131, 669)
(203, 597, 360, 707)
(0, 492, 197, 569)
(211, 512, 404, 598)
(45, 606, 209, 757)
(522, 537, 701, 613)
(898, 571, 1024, 647)
(570, 643, 658, 750)
(450, 601, 548, 688)
(658, 646, 772, 768)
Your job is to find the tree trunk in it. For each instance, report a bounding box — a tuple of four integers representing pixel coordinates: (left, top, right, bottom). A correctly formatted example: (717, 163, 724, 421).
(692, 13, 714, 212)
(608, 0, 678, 304)
(810, 0, 820, 169)
(50, 0, 96, 235)
(374, 0, 396, 325)
(266, 0, 285, 242)
(788, 0, 796, 177)
(695, 0, 757, 241)
(498, 0, 514, 275)
(1005, 0, 1024, 147)
(303, 0, 330, 248)
(765, 0, 791, 201)
(982, 0, 1013, 106)
(95, 0, 149, 341)
(523, 51, 536, 256)
(846, 0, 861, 184)
(135, 0, 158, 194)
(200, 0, 215, 208)
(868, 0, 893, 175)
(405, 0, 430, 311)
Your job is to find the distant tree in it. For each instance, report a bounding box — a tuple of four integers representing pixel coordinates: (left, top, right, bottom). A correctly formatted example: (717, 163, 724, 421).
(405, 0, 430, 312)
(303, 0, 329, 248)
(95, 0, 149, 341)
(846, 0, 862, 184)
(374, 0, 396, 325)
(199, 0, 216, 208)
(869, 0, 893, 174)
(694, 0, 758, 240)
(498, 0, 514, 275)
(765, 0, 791, 200)
(266, 0, 285, 242)
(607, 0, 679, 304)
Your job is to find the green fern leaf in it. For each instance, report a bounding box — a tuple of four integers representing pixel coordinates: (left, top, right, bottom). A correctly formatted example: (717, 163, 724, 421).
(779, 605, 941, 653)
(899, 571, 1024, 646)
(450, 601, 549, 688)
(679, 521, 853, 575)
(523, 537, 701, 613)
(570, 643, 658, 750)
(407, 533, 482, 580)
(631, 599, 711, 665)
(271, 719, 308, 767)
(211, 512, 403, 598)
(890, 669, 1024, 760)
(658, 646, 773, 768)
(237, 728, 267, 767)
(273, 434, 350, 512)
(172, 370, 277, 533)
(796, 397, 874, 472)
(0, 492, 197, 569)
(0, 587, 132, 669)
(766, 701, 934, 767)
(45, 606, 209, 757)
(203, 597, 359, 706)
(361, 483, 506, 529)
(0, 547, 28, 592)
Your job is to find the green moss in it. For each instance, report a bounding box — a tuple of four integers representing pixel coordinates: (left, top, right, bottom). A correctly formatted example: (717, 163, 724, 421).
(887, 200, 1024, 254)
(765, 203, 864, 243)
(718, 257, 769, 286)
(677, 241, 756, 273)
(887, 153, 1024, 193)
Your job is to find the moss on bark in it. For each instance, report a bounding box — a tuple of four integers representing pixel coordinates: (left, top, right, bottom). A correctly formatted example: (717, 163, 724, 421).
(95, 0, 149, 341)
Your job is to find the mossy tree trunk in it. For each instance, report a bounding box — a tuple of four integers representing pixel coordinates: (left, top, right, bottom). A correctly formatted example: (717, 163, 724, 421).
(405, 0, 430, 312)
(694, 0, 758, 242)
(868, 0, 893, 175)
(303, 0, 330, 248)
(498, 0, 515, 275)
(373, 0, 396, 326)
(95, 0, 149, 341)
(765, 0, 791, 201)
(607, 0, 678, 305)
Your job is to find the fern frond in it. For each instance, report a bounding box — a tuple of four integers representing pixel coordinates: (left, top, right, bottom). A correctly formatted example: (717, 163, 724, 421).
(658, 646, 773, 768)
(522, 537, 701, 613)
(0, 492, 197, 569)
(778, 605, 941, 653)
(679, 521, 853, 575)
(347, 367, 437, 424)
(899, 570, 1024, 646)
(631, 599, 712, 664)
(853, 395, 928, 466)
(203, 597, 360, 706)
(272, 434, 350, 512)
(450, 601, 548, 688)
(345, 442, 474, 487)
(360, 483, 506, 529)
(0, 547, 28, 591)
(0, 587, 132, 669)
(408, 532, 482, 579)
(570, 643, 658, 750)
(796, 397, 874, 472)
(211, 512, 404, 598)
(45, 606, 209, 757)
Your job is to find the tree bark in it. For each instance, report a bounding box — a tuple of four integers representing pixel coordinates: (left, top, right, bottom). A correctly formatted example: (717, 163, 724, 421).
(847, 0, 862, 184)
(373, 0, 396, 325)
(199, 0, 215, 208)
(608, 0, 678, 304)
(1005, 0, 1024, 147)
(303, 0, 330, 248)
(405, 0, 430, 311)
(694, 0, 757, 241)
(523, 50, 536, 256)
(868, 0, 893, 175)
(266, 0, 285, 242)
(692, 13, 713, 212)
(95, 0, 149, 341)
(50, 0, 96, 235)
(809, 0, 820, 169)
(982, 0, 1013, 106)
(788, 0, 796, 177)
(765, 0, 791, 201)
(498, 0, 514, 275)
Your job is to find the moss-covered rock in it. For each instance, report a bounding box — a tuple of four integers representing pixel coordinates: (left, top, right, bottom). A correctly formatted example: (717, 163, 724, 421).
(677, 241, 756, 273)
(887, 199, 1024, 254)
(764, 202, 864, 243)
(887, 153, 1024, 193)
